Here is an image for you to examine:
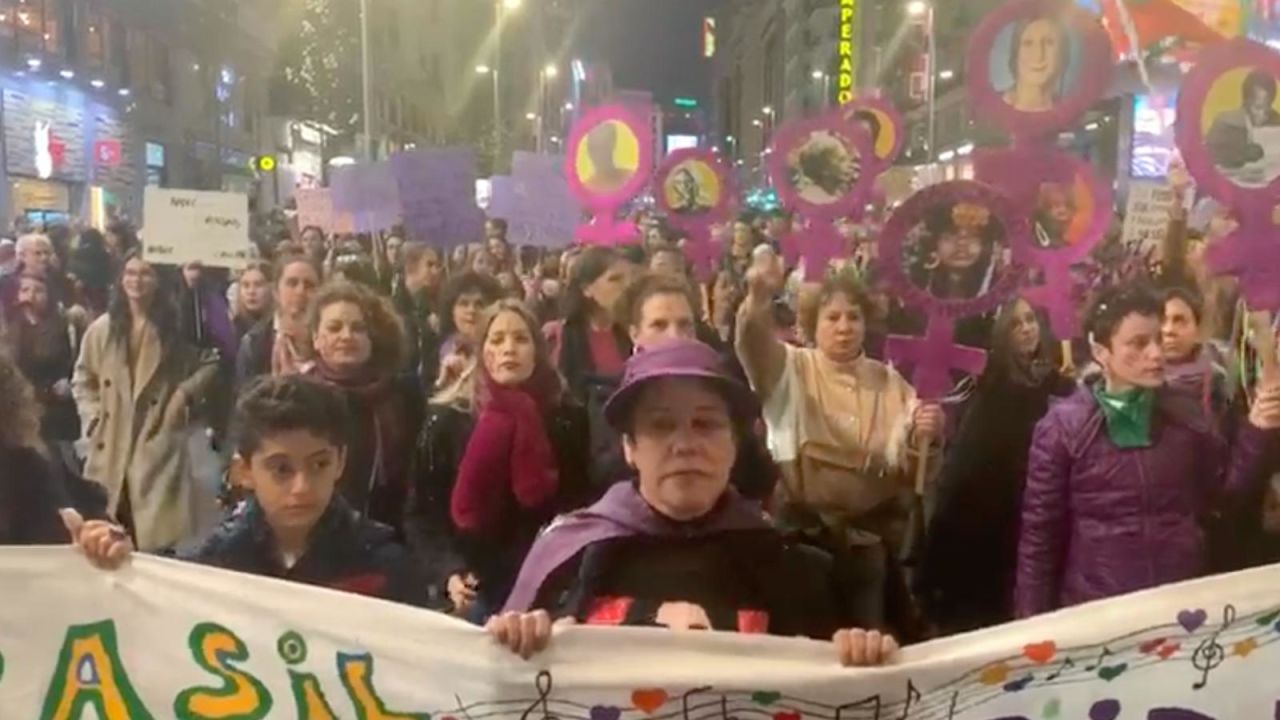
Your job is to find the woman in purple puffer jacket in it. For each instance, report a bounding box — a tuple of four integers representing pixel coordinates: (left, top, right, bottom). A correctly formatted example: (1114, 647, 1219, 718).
(1015, 286, 1280, 618)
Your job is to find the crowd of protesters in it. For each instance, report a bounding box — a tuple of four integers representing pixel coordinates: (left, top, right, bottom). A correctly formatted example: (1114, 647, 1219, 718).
(2, 179, 1279, 667)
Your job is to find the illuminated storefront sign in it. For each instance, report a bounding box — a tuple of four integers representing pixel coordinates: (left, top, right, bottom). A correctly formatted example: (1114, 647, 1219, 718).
(837, 0, 858, 104)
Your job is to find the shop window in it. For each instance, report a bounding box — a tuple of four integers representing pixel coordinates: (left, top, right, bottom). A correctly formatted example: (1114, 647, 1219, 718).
(3, 0, 64, 57)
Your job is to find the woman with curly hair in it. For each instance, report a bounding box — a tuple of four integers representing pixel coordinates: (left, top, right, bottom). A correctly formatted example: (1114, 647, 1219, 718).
(302, 281, 422, 532)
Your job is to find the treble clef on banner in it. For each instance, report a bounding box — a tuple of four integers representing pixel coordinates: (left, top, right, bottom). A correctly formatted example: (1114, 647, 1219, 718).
(1191, 604, 1236, 690)
(521, 670, 560, 720)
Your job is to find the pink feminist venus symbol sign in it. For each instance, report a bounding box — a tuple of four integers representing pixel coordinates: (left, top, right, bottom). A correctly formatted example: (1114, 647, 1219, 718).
(973, 147, 1112, 339)
(564, 104, 655, 246)
(1176, 38, 1280, 310)
(878, 181, 1026, 399)
(766, 111, 878, 281)
(653, 148, 735, 281)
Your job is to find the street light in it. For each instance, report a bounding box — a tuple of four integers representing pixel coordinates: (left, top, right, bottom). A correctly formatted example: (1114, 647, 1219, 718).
(908, 0, 937, 162)
(811, 70, 831, 108)
(476, 65, 491, 75)
(503, 0, 522, 8)
(543, 64, 558, 78)
(526, 112, 537, 121)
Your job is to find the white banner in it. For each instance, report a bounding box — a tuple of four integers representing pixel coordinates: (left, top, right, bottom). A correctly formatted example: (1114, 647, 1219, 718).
(142, 188, 251, 269)
(0, 549, 1277, 719)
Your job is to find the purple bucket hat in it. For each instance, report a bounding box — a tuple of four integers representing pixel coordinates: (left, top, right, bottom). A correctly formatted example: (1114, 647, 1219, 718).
(603, 338, 761, 430)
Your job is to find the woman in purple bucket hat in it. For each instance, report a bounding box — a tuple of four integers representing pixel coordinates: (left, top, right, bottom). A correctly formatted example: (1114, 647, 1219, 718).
(488, 337, 896, 667)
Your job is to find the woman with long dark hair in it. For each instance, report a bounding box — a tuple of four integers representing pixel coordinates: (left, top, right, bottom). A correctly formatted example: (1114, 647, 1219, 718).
(410, 300, 589, 621)
(918, 298, 1074, 634)
(550, 246, 632, 403)
(72, 250, 219, 550)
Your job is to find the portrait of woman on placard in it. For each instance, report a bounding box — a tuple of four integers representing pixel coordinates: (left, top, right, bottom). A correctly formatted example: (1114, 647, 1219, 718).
(906, 202, 1006, 301)
(579, 121, 637, 194)
(787, 130, 862, 205)
(1032, 181, 1077, 248)
(996, 16, 1072, 113)
(664, 163, 715, 216)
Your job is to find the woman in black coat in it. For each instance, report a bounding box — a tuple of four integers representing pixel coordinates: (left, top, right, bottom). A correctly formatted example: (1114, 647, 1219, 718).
(918, 298, 1074, 634)
(408, 300, 589, 623)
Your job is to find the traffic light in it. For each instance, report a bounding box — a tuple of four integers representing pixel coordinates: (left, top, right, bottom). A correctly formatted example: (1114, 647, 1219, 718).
(251, 155, 277, 172)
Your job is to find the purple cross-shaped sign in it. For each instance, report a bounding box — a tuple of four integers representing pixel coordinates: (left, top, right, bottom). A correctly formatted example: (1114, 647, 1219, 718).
(781, 224, 846, 282)
(877, 180, 1025, 399)
(886, 316, 989, 400)
(974, 147, 1111, 339)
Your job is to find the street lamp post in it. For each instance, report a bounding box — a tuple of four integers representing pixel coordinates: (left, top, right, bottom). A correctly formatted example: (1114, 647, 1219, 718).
(907, 0, 937, 162)
(360, 0, 373, 160)
(492, 0, 523, 165)
(538, 64, 557, 153)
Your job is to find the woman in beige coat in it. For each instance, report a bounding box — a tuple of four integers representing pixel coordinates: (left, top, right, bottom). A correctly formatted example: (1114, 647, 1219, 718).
(73, 251, 218, 551)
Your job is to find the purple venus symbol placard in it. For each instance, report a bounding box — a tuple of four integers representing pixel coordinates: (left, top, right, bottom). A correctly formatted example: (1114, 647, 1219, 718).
(1176, 38, 1280, 310)
(878, 180, 1026, 399)
(766, 109, 879, 281)
(564, 104, 655, 246)
(973, 147, 1111, 339)
(653, 148, 734, 281)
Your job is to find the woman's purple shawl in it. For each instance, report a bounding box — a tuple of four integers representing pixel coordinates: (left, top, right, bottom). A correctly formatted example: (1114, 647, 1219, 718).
(502, 481, 771, 612)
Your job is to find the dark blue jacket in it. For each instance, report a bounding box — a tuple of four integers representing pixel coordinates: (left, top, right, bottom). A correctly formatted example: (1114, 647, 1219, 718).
(180, 496, 440, 609)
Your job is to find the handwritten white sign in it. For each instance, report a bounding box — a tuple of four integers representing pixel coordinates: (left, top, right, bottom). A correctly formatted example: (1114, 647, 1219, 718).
(142, 187, 251, 268)
(1120, 180, 1179, 263)
(0, 549, 1277, 718)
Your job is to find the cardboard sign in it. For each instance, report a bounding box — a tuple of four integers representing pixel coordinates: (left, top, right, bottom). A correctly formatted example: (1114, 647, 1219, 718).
(295, 187, 355, 236)
(330, 161, 402, 233)
(390, 148, 485, 247)
(141, 187, 250, 268)
(494, 151, 583, 248)
(1121, 180, 1179, 261)
(1, 550, 1279, 717)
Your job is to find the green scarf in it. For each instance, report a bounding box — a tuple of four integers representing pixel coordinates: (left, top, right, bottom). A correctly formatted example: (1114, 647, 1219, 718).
(1093, 385, 1156, 449)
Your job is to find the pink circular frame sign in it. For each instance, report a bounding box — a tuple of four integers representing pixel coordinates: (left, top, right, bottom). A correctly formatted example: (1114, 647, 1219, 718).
(766, 113, 876, 221)
(965, 0, 1113, 142)
(653, 148, 734, 232)
(564, 104, 655, 212)
(1176, 38, 1280, 211)
(878, 180, 1027, 320)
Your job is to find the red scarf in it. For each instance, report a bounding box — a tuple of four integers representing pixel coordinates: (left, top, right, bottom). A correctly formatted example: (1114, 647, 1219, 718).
(451, 371, 560, 535)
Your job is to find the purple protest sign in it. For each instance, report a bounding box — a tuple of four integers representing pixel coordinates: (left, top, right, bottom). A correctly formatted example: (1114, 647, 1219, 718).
(390, 148, 484, 248)
(1176, 38, 1280, 309)
(878, 180, 1027, 398)
(974, 146, 1111, 339)
(565, 104, 654, 246)
(330, 161, 402, 233)
(654, 148, 734, 281)
(965, 0, 1113, 144)
(501, 151, 581, 248)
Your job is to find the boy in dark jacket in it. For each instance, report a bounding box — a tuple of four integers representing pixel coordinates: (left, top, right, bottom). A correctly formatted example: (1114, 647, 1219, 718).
(74, 375, 437, 609)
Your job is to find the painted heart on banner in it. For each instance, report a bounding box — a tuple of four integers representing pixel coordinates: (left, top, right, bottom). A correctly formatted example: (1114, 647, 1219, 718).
(631, 689, 668, 714)
(1178, 609, 1208, 634)
(590, 705, 622, 720)
(1023, 641, 1057, 665)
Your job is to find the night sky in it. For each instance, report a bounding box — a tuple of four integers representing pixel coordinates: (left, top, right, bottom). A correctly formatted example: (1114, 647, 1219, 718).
(576, 0, 726, 102)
